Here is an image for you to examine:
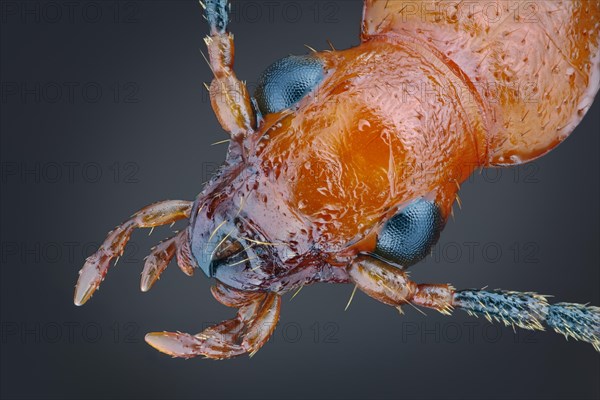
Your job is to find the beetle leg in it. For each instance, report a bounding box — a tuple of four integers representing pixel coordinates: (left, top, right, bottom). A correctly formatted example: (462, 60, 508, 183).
(145, 290, 281, 359)
(210, 280, 265, 308)
(203, 0, 256, 137)
(74, 200, 192, 306)
(348, 255, 600, 351)
(140, 228, 197, 292)
(174, 227, 197, 276)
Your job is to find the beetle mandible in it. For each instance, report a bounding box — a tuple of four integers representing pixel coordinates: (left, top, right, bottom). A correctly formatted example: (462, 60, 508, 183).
(74, 0, 600, 358)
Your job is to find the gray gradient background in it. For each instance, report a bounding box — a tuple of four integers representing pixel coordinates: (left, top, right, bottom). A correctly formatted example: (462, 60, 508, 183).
(1, 1, 599, 399)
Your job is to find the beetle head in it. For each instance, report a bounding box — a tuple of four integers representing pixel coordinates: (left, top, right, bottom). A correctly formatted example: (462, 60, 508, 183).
(191, 46, 482, 290)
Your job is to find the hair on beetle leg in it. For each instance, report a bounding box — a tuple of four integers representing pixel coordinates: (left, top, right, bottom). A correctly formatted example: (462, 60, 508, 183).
(344, 285, 358, 311)
(290, 285, 304, 301)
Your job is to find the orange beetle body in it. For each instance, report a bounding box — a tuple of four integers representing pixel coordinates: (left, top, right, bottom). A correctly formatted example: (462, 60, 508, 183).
(191, 0, 600, 292)
(191, 38, 483, 291)
(75, 0, 600, 358)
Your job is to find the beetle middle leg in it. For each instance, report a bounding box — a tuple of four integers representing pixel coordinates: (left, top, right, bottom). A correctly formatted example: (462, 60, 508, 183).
(145, 282, 280, 359)
(348, 255, 600, 351)
(74, 200, 193, 305)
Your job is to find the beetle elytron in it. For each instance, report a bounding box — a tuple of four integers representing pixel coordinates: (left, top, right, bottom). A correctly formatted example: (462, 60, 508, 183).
(75, 0, 600, 358)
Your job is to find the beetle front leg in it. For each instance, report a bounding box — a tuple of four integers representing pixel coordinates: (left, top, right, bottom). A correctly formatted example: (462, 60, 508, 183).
(140, 227, 197, 292)
(203, 0, 256, 137)
(348, 255, 600, 351)
(74, 200, 193, 305)
(145, 283, 280, 359)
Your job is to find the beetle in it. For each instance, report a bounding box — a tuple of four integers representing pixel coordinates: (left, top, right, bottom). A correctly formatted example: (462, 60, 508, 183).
(74, 0, 600, 359)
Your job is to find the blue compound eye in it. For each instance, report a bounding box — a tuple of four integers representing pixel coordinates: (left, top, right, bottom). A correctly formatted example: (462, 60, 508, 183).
(254, 55, 325, 115)
(374, 198, 443, 267)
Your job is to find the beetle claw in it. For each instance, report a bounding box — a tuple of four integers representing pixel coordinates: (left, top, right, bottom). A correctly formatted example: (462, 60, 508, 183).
(145, 330, 246, 360)
(144, 292, 281, 359)
(74, 252, 111, 306)
(145, 332, 208, 359)
(140, 235, 179, 292)
(73, 200, 193, 305)
(140, 229, 197, 292)
(175, 229, 196, 276)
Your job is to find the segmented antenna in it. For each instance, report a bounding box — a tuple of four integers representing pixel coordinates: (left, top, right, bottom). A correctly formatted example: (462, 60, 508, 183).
(454, 290, 600, 351)
(205, 0, 229, 34)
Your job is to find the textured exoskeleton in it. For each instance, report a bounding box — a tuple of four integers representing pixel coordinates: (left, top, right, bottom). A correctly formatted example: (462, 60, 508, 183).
(75, 0, 600, 358)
